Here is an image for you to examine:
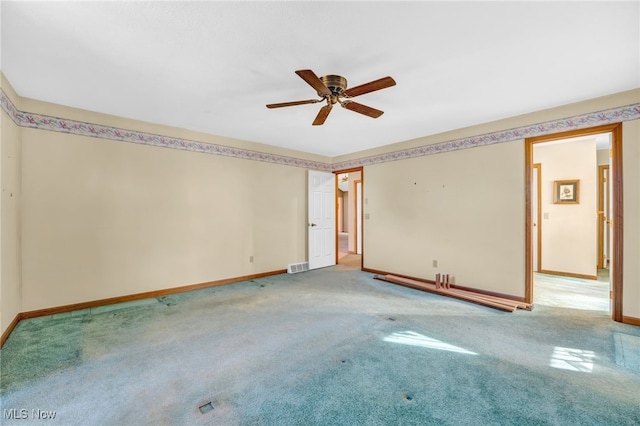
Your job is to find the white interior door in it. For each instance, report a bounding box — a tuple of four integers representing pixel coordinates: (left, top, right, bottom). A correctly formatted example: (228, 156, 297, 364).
(308, 170, 336, 270)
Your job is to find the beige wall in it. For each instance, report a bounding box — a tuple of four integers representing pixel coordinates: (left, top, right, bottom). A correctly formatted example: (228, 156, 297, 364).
(1, 73, 639, 335)
(597, 149, 610, 166)
(364, 141, 525, 295)
(534, 139, 597, 277)
(19, 126, 307, 311)
(1, 75, 22, 334)
(362, 103, 639, 319)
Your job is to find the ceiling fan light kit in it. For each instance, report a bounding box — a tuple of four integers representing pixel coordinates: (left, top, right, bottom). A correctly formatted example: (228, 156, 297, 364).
(266, 69, 396, 125)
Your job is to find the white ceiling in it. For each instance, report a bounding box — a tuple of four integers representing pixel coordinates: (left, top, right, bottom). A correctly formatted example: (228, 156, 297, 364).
(1, 1, 638, 157)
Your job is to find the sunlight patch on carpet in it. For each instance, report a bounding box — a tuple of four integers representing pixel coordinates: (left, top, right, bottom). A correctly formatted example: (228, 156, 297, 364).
(549, 346, 595, 373)
(384, 331, 478, 355)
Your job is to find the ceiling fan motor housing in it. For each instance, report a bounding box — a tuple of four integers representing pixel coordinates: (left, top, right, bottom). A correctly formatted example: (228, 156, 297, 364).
(320, 75, 347, 96)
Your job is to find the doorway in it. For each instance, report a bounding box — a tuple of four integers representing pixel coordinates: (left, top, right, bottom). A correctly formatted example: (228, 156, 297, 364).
(335, 167, 363, 270)
(525, 123, 623, 321)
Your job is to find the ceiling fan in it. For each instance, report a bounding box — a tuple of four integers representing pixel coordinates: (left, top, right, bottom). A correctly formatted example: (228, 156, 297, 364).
(266, 69, 396, 126)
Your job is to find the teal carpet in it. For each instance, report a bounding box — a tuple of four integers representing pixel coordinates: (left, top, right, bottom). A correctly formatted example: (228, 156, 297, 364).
(2, 264, 639, 425)
(614, 332, 640, 374)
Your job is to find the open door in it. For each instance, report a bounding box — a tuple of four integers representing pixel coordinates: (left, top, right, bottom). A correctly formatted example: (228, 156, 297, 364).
(308, 170, 336, 270)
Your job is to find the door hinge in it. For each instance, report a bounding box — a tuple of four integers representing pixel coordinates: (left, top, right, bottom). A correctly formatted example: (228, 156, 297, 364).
(610, 290, 614, 300)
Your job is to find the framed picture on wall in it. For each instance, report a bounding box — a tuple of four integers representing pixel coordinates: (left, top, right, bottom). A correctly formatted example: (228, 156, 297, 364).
(554, 179, 580, 204)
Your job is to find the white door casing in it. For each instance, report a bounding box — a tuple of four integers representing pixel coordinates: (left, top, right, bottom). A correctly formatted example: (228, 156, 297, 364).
(308, 170, 336, 270)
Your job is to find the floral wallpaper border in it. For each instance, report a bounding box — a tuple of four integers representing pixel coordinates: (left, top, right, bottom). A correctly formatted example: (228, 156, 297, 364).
(2, 89, 639, 172)
(0, 90, 332, 172)
(332, 103, 640, 170)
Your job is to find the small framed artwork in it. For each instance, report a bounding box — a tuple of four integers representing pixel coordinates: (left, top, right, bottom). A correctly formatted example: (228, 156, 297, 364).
(554, 179, 579, 204)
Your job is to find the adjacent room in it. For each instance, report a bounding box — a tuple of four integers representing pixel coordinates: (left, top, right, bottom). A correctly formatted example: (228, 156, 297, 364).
(531, 133, 613, 312)
(1, 2, 639, 425)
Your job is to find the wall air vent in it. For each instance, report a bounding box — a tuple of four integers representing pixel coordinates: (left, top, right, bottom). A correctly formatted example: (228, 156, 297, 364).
(287, 262, 309, 274)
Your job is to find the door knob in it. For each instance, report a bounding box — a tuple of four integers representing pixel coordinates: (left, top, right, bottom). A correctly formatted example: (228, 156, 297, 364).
(309, 223, 317, 227)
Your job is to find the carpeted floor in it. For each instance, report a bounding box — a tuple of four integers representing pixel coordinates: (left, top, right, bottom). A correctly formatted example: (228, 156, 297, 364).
(338, 232, 349, 259)
(1, 265, 639, 425)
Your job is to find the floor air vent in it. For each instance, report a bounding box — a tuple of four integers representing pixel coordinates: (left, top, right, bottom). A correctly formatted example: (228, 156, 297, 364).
(287, 262, 309, 274)
(199, 402, 214, 414)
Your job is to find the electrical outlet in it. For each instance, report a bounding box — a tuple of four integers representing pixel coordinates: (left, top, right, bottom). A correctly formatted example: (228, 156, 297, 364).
(249, 256, 254, 263)
(432, 260, 438, 268)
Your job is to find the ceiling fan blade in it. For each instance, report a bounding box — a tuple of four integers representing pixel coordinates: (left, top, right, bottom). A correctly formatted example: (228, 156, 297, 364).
(343, 76, 396, 98)
(342, 101, 384, 119)
(312, 104, 332, 126)
(266, 99, 322, 108)
(295, 69, 331, 96)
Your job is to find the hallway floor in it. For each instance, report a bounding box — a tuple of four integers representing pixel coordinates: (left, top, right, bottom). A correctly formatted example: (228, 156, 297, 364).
(534, 270, 610, 312)
(338, 232, 349, 259)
